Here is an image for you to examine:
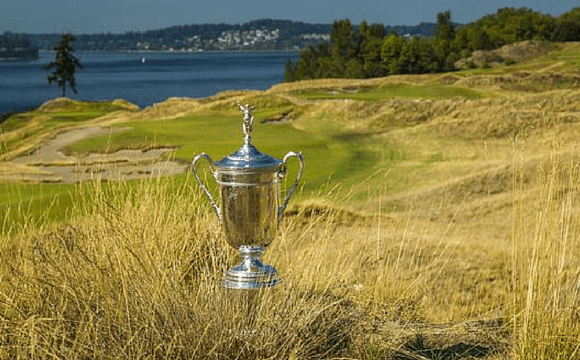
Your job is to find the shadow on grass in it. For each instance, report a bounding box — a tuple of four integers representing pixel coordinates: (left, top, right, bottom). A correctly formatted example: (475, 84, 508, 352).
(392, 335, 494, 360)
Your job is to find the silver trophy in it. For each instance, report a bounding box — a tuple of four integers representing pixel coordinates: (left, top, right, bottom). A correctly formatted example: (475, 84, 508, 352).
(193, 104, 304, 289)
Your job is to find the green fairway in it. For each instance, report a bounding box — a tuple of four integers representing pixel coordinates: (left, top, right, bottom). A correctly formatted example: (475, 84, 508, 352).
(62, 113, 394, 202)
(0, 182, 77, 233)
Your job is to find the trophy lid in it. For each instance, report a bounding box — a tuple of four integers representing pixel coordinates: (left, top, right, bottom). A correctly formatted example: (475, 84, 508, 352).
(214, 104, 283, 172)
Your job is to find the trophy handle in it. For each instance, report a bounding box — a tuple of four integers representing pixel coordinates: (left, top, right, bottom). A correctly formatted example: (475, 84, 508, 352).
(278, 151, 304, 220)
(192, 153, 221, 221)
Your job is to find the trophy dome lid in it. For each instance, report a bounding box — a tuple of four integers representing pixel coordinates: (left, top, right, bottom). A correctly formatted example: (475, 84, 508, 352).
(212, 103, 282, 172)
(215, 143, 282, 172)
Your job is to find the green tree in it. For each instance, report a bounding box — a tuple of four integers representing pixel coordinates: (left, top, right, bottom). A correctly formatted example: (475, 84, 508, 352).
(357, 20, 370, 57)
(292, 44, 316, 80)
(552, 7, 580, 41)
(346, 58, 365, 78)
(399, 38, 426, 74)
(283, 58, 295, 82)
(380, 33, 404, 74)
(417, 38, 439, 73)
(434, 10, 456, 70)
(43, 33, 83, 97)
(467, 27, 493, 51)
(360, 22, 386, 78)
(368, 23, 386, 38)
(362, 36, 387, 77)
(290, 42, 335, 81)
(330, 19, 358, 76)
(313, 42, 334, 78)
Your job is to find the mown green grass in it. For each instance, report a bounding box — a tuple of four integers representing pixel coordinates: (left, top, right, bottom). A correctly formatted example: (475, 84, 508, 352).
(1, 46, 580, 359)
(294, 83, 485, 102)
(61, 110, 459, 210)
(0, 175, 194, 235)
(0, 182, 77, 234)
(63, 114, 387, 202)
(0, 113, 37, 132)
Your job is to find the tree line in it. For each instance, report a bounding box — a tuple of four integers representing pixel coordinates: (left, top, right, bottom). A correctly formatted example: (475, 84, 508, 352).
(25, 20, 331, 51)
(0, 34, 33, 50)
(284, 7, 580, 81)
(25, 19, 438, 52)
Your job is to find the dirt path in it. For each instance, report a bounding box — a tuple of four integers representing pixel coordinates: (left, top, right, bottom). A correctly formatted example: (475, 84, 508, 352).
(4, 126, 187, 183)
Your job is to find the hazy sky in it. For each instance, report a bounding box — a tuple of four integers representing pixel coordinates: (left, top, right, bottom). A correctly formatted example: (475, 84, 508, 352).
(1, 0, 577, 34)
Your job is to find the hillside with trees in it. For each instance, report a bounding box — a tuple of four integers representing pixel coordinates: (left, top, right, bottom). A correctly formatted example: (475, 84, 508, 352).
(20, 20, 436, 52)
(284, 6, 580, 81)
(0, 33, 38, 60)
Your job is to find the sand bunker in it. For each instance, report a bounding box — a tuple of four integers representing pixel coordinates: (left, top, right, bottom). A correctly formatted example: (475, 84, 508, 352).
(4, 127, 187, 183)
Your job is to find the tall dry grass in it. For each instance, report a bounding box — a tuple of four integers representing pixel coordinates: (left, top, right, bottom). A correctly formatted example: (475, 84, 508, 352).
(510, 141, 580, 359)
(1, 139, 579, 359)
(0, 177, 360, 359)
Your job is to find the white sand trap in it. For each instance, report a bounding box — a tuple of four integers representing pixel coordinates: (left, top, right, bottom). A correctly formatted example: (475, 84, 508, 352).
(7, 127, 188, 183)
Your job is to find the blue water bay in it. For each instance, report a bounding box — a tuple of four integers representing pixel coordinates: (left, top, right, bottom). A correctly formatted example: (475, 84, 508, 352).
(0, 51, 298, 114)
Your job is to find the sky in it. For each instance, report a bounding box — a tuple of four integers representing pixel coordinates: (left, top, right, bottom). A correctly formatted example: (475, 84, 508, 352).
(1, 0, 578, 34)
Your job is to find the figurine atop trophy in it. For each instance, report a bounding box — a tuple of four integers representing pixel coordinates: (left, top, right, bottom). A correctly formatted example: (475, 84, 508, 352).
(192, 102, 304, 289)
(238, 102, 255, 142)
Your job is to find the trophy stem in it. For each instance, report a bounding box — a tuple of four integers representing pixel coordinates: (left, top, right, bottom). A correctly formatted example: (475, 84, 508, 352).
(223, 246, 281, 289)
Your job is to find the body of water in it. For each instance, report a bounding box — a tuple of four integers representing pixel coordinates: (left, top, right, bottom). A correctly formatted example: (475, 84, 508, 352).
(0, 50, 298, 115)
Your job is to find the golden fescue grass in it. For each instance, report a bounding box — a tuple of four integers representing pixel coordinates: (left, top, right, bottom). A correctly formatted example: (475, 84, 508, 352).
(509, 140, 580, 359)
(0, 173, 519, 359)
(0, 177, 362, 359)
(37, 98, 139, 113)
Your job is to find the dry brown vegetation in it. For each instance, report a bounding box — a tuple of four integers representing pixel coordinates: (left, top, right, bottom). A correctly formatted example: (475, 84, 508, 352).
(455, 41, 556, 69)
(1, 150, 578, 359)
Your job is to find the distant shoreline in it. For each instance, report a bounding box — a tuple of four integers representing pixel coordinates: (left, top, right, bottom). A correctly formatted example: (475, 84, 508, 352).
(0, 48, 39, 61)
(38, 49, 298, 54)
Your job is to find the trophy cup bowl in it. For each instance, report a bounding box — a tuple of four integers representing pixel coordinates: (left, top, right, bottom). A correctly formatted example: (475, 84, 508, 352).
(192, 104, 304, 289)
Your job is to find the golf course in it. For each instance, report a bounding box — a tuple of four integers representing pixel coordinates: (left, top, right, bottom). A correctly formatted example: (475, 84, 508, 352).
(1, 41, 579, 359)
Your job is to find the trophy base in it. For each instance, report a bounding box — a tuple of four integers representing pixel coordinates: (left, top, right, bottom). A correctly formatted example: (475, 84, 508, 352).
(223, 246, 281, 290)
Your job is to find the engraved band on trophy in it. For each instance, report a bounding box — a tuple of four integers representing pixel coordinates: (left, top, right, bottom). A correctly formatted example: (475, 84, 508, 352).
(192, 103, 304, 289)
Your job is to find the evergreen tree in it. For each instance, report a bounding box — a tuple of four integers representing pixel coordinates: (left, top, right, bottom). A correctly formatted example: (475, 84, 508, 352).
(368, 23, 386, 38)
(43, 33, 83, 97)
(313, 42, 334, 78)
(362, 36, 387, 77)
(552, 7, 580, 41)
(399, 38, 424, 74)
(283, 58, 295, 82)
(346, 58, 365, 78)
(434, 10, 456, 70)
(330, 19, 358, 76)
(292, 44, 317, 80)
(359, 22, 386, 78)
(380, 33, 404, 74)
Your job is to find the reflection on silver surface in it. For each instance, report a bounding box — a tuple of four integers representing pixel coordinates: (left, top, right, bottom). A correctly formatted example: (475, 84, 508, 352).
(192, 104, 303, 289)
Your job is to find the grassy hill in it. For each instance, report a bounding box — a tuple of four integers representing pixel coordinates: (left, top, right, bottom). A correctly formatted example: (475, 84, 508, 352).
(0, 41, 579, 359)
